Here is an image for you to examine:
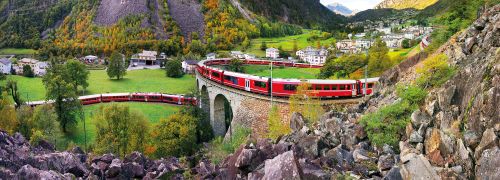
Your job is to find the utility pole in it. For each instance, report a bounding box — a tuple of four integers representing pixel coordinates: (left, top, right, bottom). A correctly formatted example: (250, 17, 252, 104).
(270, 60, 273, 107)
(364, 65, 368, 96)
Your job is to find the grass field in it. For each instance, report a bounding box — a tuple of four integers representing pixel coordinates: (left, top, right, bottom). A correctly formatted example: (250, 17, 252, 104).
(243, 65, 320, 79)
(388, 46, 419, 60)
(63, 102, 181, 149)
(237, 30, 335, 57)
(0, 48, 37, 55)
(2, 69, 196, 101)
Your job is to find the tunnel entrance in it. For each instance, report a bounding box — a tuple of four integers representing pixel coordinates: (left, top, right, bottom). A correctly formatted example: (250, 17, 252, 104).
(214, 94, 233, 135)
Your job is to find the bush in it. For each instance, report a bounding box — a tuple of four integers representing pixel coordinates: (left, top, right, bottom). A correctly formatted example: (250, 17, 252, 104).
(416, 54, 455, 88)
(152, 112, 198, 157)
(396, 85, 427, 105)
(206, 125, 251, 164)
(166, 60, 184, 78)
(267, 106, 290, 140)
(22, 65, 35, 77)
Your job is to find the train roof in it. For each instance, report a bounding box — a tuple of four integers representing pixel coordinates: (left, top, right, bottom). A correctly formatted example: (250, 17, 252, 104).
(307, 79, 357, 84)
(78, 95, 101, 99)
(359, 78, 380, 83)
(101, 93, 130, 96)
(272, 78, 302, 83)
(26, 100, 54, 105)
(224, 71, 268, 81)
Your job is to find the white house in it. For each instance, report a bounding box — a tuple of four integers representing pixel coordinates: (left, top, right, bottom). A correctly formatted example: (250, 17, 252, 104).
(0, 58, 12, 74)
(16, 58, 40, 74)
(83, 55, 99, 64)
(296, 46, 329, 65)
(230, 51, 245, 59)
(206, 53, 216, 60)
(35, 61, 48, 76)
(131, 50, 160, 66)
(182, 60, 198, 74)
(265, 48, 279, 59)
(244, 54, 255, 60)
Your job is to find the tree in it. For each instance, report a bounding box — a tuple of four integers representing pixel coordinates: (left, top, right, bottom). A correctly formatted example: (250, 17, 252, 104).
(260, 41, 267, 51)
(0, 92, 18, 134)
(152, 112, 197, 157)
(31, 104, 60, 146)
(16, 106, 34, 139)
(166, 59, 184, 78)
(293, 40, 298, 52)
(94, 104, 151, 157)
(267, 105, 290, 140)
(22, 65, 35, 77)
(289, 82, 323, 126)
(241, 37, 250, 51)
(228, 58, 245, 73)
(43, 57, 82, 133)
(66, 59, 90, 94)
(6, 79, 23, 108)
(367, 38, 392, 76)
(107, 51, 127, 80)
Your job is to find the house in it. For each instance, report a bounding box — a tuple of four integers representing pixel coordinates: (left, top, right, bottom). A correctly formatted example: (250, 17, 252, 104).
(182, 60, 198, 74)
(230, 51, 245, 59)
(35, 61, 48, 76)
(83, 55, 99, 64)
(244, 54, 255, 60)
(16, 58, 40, 74)
(295, 46, 329, 65)
(206, 53, 216, 60)
(0, 58, 12, 74)
(130, 50, 161, 66)
(336, 39, 372, 54)
(265, 48, 279, 59)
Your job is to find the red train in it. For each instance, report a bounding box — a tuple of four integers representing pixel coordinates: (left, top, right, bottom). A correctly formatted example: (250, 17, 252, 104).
(27, 93, 196, 107)
(198, 59, 379, 98)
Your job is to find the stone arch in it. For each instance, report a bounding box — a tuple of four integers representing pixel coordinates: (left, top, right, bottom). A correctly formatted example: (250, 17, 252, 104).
(213, 94, 233, 136)
(200, 85, 210, 113)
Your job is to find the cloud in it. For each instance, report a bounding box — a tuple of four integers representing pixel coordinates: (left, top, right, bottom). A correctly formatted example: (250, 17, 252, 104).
(320, 0, 383, 11)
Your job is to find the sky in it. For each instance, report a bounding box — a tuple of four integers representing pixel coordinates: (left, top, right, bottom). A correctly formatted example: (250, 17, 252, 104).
(320, 0, 383, 11)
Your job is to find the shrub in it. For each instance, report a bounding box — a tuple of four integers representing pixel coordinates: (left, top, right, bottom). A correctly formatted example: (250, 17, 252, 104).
(396, 85, 428, 105)
(166, 60, 184, 78)
(267, 106, 290, 140)
(206, 125, 251, 164)
(416, 54, 455, 88)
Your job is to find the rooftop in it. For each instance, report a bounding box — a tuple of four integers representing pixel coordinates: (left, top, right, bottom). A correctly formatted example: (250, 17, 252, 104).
(0, 58, 11, 65)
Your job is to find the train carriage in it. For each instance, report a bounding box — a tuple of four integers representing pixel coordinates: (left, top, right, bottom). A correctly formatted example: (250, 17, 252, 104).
(357, 78, 380, 96)
(79, 95, 102, 105)
(102, 93, 131, 102)
(307, 79, 358, 97)
(271, 79, 302, 97)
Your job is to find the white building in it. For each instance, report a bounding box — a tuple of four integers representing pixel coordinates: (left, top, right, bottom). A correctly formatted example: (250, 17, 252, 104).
(0, 58, 12, 74)
(296, 46, 329, 65)
(83, 55, 99, 64)
(244, 54, 256, 60)
(336, 40, 373, 54)
(16, 58, 39, 74)
(182, 60, 198, 74)
(35, 61, 48, 76)
(206, 53, 216, 60)
(131, 50, 160, 66)
(265, 48, 279, 59)
(230, 51, 245, 59)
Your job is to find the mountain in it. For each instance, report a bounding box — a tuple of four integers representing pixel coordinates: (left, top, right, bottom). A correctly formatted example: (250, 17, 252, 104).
(375, 0, 439, 9)
(237, 0, 347, 29)
(326, 2, 358, 16)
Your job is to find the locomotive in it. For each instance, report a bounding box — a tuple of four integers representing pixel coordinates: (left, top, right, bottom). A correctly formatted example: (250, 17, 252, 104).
(198, 59, 379, 98)
(26, 93, 197, 107)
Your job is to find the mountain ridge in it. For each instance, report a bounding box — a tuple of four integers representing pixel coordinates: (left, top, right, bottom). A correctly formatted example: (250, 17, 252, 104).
(375, 0, 439, 9)
(326, 2, 358, 16)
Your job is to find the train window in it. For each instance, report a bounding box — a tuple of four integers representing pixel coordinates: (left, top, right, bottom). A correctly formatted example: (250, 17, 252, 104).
(324, 85, 330, 90)
(315, 85, 321, 90)
(368, 83, 374, 88)
(224, 75, 238, 84)
(347, 85, 351, 90)
(284, 84, 297, 91)
(254, 81, 266, 88)
(212, 72, 220, 78)
(165, 97, 174, 101)
(340, 85, 346, 90)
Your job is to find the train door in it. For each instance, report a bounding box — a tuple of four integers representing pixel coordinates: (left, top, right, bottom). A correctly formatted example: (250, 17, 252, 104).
(245, 79, 250, 91)
(178, 96, 182, 105)
(352, 84, 357, 97)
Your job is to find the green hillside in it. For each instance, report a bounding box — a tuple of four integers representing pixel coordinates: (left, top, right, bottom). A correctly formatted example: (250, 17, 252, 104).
(376, 0, 439, 10)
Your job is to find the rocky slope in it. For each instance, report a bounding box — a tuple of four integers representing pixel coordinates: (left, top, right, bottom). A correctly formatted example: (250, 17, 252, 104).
(375, 0, 439, 10)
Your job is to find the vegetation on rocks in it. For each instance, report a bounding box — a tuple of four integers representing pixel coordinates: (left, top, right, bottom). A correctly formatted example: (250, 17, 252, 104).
(416, 54, 455, 88)
(267, 105, 290, 140)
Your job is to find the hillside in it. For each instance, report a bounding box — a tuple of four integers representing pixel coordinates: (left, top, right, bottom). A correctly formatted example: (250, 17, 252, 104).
(375, 0, 439, 10)
(326, 2, 358, 16)
(237, 0, 347, 29)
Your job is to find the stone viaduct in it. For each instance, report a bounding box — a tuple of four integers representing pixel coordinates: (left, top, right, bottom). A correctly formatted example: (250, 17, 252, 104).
(196, 72, 361, 138)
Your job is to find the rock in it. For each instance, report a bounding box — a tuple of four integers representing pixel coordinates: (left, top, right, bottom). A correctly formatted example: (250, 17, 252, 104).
(290, 112, 305, 132)
(299, 159, 330, 180)
(416, 143, 424, 153)
(463, 37, 477, 54)
(195, 161, 217, 179)
(463, 130, 480, 149)
(354, 124, 367, 140)
(382, 167, 402, 180)
(122, 162, 145, 178)
(474, 128, 498, 160)
(475, 147, 500, 179)
(15, 165, 66, 179)
(319, 117, 343, 136)
(352, 147, 370, 162)
(37, 140, 55, 151)
(426, 150, 445, 166)
(324, 145, 354, 170)
(297, 135, 327, 159)
(93, 153, 115, 164)
(263, 151, 302, 180)
(124, 151, 147, 166)
(411, 110, 431, 128)
(235, 148, 257, 169)
(425, 100, 439, 116)
(425, 128, 441, 154)
(400, 153, 439, 180)
(70, 147, 85, 154)
(409, 131, 424, 143)
(383, 144, 395, 155)
(378, 154, 394, 172)
(438, 131, 455, 157)
(451, 166, 463, 174)
(437, 85, 456, 109)
(105, 159, 122, 178)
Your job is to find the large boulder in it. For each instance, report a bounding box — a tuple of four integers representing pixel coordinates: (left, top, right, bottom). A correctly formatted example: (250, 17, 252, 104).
(400, 153, 439, 180)
(15, 165, 67, 179)
(324, 145, 354, 170)
(437, 85, 456, 110)
(475, 147, 500, 179)
(425, 128, 441, 154)
(474, 128, 498, 160)
(124, 151, 147, 166)
(262, 151, 303, 180)
(296, 135, 327, 159)
(122, 162, 145, 178)
(382, 167, 402, 180)
(105, 159, 122, 178)
(411, 110, 432, 128)
(290, 112, 305, 132)
(299, 159, 330, 180)
(378, 154, 394, 172)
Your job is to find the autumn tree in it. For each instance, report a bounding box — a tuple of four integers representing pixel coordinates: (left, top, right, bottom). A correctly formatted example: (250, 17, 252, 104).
(152, 112, 198, 157)
(6, 79, 23, 108)
(0, 92, 18, 134)
(289, 82, 323, 126)
(94, 104, 151, 157)
(65, 59, 90, 94)
(166, 59, 183, 78)
(267, 105, 290, 140)
(107, 51, 127, 80)
(228, 58, 245, 73)
(43, 57, 82, 133)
